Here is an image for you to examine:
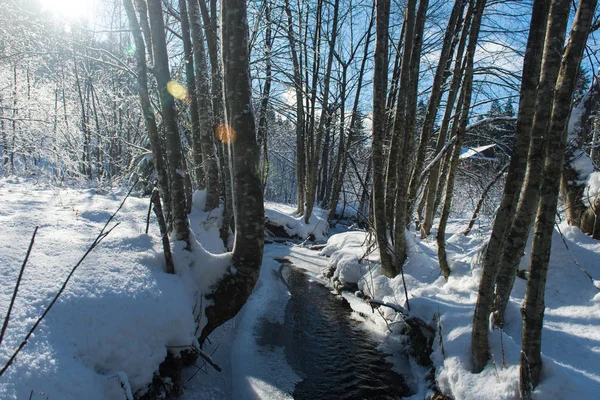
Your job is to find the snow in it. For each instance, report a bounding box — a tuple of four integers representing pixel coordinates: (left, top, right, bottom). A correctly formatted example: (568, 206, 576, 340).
(0, 178, 197, 399)
(583, 171, 600, 207)
(2, 177, 598, 400)
(317, 221, 600, 400)
(264, 202, 329, 241)
(459, 144, 497, 160)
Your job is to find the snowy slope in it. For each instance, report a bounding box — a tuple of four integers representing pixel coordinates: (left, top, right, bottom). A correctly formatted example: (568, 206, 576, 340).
(0, 178, 199, 399)
(318, 221, 600, 400)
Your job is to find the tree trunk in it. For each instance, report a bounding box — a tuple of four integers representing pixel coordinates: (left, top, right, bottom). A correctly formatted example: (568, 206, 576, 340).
(407, 0, 466, 216)
(200, 0, 265, 343)
(385, 0, 416, 228)
(178, 0, 205, 191)
(521, 0, 595, 394)
(372, 0, 395, 277)
(327, 10, 374, 224)
(124, 0, 172, 223)
(188, 0, 221, 211)
(421, 3, 471, 237)
(257, 0, 273, 189)
(437, 0, 485, 280)
(134, 0, 153, 63)
(147, 0, 191, 246)
(491, 0, 570, 330)
(283, 0, 306, 215)
(304, 0, 339, 224)
(471, 0, 550, 372)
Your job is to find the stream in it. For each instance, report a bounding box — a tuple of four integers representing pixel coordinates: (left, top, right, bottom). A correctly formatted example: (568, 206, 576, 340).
(262, 257, 411, 399)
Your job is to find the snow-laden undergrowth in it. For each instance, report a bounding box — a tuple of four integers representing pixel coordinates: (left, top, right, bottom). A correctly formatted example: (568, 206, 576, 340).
(318, 221, 600, 399)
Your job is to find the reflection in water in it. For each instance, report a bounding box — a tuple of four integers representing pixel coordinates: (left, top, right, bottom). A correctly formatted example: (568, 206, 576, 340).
(278, 259, 411, 400)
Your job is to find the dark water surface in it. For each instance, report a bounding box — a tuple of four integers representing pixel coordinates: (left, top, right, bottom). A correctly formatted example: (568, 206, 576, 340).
(274, 258, 411, 400)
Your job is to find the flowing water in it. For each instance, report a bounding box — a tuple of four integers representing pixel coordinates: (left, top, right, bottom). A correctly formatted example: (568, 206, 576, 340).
(269, 258, 411, 400)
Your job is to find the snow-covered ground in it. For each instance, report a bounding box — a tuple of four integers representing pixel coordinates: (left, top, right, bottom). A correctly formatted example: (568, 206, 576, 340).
(0, 178, 197, 399)
(318, 220, 600, 399)
(1, 178, 598, 399)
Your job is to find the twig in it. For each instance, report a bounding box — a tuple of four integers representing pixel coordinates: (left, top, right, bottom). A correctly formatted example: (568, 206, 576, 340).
(0, 178, 138, 377)
(0, 227, 38, 347)
(437, 307, 445, 359)
(555, 221, 600, 291)
(145, 191, 153, 235)
(168, 344, 222, 372)
(500, 328, 506, 368)
(366, 299, 408, 315)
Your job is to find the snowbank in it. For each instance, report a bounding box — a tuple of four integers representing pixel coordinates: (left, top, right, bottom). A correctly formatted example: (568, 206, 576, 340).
(319, 221, 600, 399)
(0, 180, 229, 399)
(264, 202, 329, 242)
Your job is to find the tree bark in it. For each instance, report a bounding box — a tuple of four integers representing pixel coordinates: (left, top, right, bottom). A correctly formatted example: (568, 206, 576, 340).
(372, 0, 395, 277)
(437, 0, 485, 280)
(492, 0, 570, 330)
(521, 0, 596, 393)
(123, 0, 171, 219)
(188, 0, 221, 211)
(421, 3, 471, 237)
(407, 0, 467, 216)
(201, 0, 265, 343)
(283, 0, 306, 215)
(147, 0, 191, 246)
(471, 0, 550, 372)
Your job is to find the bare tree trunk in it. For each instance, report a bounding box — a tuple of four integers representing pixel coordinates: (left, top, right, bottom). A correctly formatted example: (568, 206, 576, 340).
(385, 0, 416, 227)
(198, 0, 233, 243)
(188, 0, 221, 211)
(372, 0, 395, 277)
(123, 0, 172, 222)
(436, 0, 485, 280)
(327, 10, 374, 224)
(283, 0, 306, 215)
(471, 0, 550, 372)
(491, 0, 570, 329)
(134, 0, 153, 63)
(200, 0, 265, 343)
(521, 1, 595, 394)
(178, 0, 205, 190)
(407, 0, 466, 215)
(147, 0, 191, 246)
(257, 0, 273, 189)
(420, 4, 471, 237)
(304, 0, 339, 224)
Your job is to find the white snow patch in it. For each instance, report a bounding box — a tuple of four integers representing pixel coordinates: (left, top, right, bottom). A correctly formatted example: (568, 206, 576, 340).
(265, 202, 329, 241)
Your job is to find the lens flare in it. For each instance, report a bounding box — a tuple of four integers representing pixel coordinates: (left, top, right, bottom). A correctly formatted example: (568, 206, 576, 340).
(167, 81, 191, 104)
(216, 124, 237, 144)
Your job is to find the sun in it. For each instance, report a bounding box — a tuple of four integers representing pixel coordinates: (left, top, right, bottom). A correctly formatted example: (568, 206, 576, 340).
(40, 0, 94, 19)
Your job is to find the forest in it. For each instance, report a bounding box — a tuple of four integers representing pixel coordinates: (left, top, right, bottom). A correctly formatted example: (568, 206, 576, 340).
(0, 0, 599, 399)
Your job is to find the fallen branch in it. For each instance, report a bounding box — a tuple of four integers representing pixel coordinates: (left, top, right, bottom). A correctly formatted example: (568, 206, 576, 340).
(0, 227, 38, 347)
(464, 162, 509, 236)
(367, 299, 408, 315)
(0, 178, 138, 377)
(168, 344, 222, 372)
